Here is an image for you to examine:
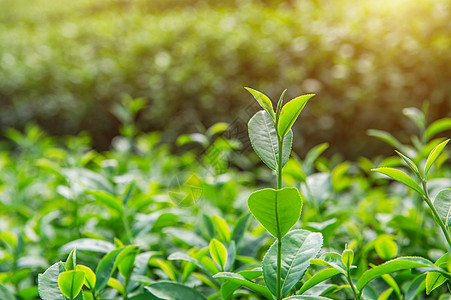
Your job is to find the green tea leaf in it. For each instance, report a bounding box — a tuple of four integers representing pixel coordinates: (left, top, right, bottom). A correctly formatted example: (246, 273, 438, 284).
(94, 248, 123, 294)
(230, 213, 251, 247)
(60, 239, 115, 254)
(248, 110, 293, 170)
(278, 94, 314, 138)
(213, 272, 273, 299)
(425, 139, 450, 176)
(86, 190, 123, 214)
(107, 277, 124, 294)
(247, 188, 302, 238)
(367, 129, 405, 152)
(395, 150, 420, 178)
(426, 118, 451, 139)
(284, 295, 331, 299)
(375, 237, 397, 260)
(263, 230, 323, 297)
(38, 262, 65, 300)
(117, 246, 139, 279)
(75, 265, 96, 290)
(209, 239, 227, 271)
(58, 271, 85, 300)
(245, 87, 276, 122)
(356, 256, 439, 292)
(145, 281, 208, 300)
(65, 248, 77, 271)
(434, 189, 451, 226)
(371, 167, 423, 195)
(212, 215, 231, 242)
(426, 271, 448, 295)
(276, 89, 287, 124)
(298, 267, 340, 295)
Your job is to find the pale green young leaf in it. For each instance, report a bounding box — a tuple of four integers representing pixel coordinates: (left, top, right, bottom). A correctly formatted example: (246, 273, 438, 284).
(107, 278, 124, 294)
(278, 94, 315, 138)
(262, 230, 323, 297)
(425, 139, 450, 176)
(426, 118, 451, 139)
(212, 215, 231, 242)
(209, 239, 227, 271)
(58, 271, 85, 300)
(434, 189, 451, 227)
(248, 110, 292, 170)
(75, 265, 96, 290)
(367, 129, 406, 152)
(375, 237, 397, 260)
(298, 267, 340, 295)
(245, 87, 276, 122)
(342, 248, 354, 268)
(275, 89, 287, 124)
(213, 272, 273, 299)
(371, 167, 423, 196)
(247, 188, 302, 238)
(395, 151, 420, 178)
(426, 272, 447, 295)
(65, 248, 77, 271)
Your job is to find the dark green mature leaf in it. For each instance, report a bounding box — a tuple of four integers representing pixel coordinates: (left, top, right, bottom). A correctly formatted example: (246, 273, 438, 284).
(94, 248, 123, 294)
(298, 267, 340, 294)
(248, 110, 292, 170)
(248, 188, 302, 238)
(58, 271, 85, 300)
(231, 213, 251, 247)
(245, 87, 276, 122)
(425, 139, 450, 176)
(278, 94, 314, 138)
(285, 296, 331, 300)
(404, 274, 426, 300)
(371, 167, 423, 195)
(145, 281, 207, 300)
(263, 230, 323, 297)
(356, 256, 441, 292)
(0, 283, 15, 300)
(434, 189, 451, 226)
(129, 293, 162, 300)
(213, 272, 273, 299)
(38, 262, 65, 300)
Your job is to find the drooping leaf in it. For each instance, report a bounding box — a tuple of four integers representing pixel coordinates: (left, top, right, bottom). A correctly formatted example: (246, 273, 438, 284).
(298, 267, 340, 295)
(371, 167, 423, 195)
(263, 230, 323, 297)
(168, 251, 210, 275)
(367, 129, 406, 152)
(209, 239, 227, 271)
(247, 188, 302, 238)
(245, 87, 276, 122)
(145, 281, 208, 300)
(356, 256, 441, 292)
(248, 110, 293, 170)
(425, 139, 450, 176)
(58, 271, 85, 300)
(278, 94, 314, 138)
(38, 262, 65, 300)
(434, 189, 451, 226)
(213, 272, 273, 299)
(94, 248, 123, 294)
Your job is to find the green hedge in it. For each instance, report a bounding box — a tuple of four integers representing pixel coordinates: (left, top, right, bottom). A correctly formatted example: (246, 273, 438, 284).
(1, 0, 450, 157)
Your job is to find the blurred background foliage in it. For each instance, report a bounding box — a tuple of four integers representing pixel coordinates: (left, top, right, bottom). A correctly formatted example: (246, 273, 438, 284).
(0, 0, 450, 158)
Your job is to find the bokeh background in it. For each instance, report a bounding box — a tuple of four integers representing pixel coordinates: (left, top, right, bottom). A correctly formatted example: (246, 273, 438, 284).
(1, 0, 450, 158)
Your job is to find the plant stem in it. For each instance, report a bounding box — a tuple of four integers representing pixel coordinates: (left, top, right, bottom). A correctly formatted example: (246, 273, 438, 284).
(276, 138, 284, 300)
(346, 266, 359, 300)
(421, 180, 451, 250)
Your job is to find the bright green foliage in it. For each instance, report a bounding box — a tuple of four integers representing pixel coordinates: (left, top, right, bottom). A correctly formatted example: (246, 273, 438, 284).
(58, 270, 85, 300)
(145, 282, 208, 300)
(209, 239, 227, 271)
(372, 167, 423, 195)
(94, 248, 123, 294)
(298, 268, 341, 295)
(342, 248, 354, 267)
(278, 94, 315, 138)
(245, 87, 276, 122)
(262, 230, 323, 297)
(213, 272, 273, 299)
(65, 248, 77, 271)
(75, 265, 96, 290)
(425, 139, 450, 176)
(247, 188, 302, 238)
(375, 236, 398, 260)
(248, 110, 293, 170)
